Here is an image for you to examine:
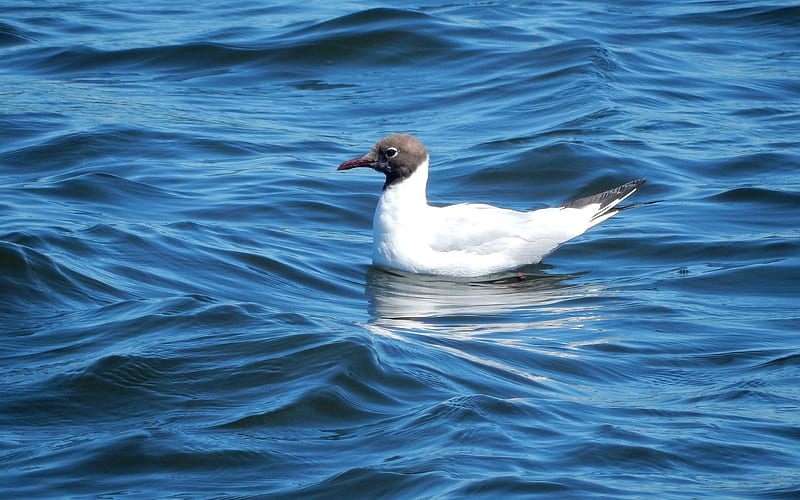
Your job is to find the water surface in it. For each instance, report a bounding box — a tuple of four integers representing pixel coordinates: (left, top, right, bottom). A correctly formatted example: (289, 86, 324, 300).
(1, 1, 799, 498)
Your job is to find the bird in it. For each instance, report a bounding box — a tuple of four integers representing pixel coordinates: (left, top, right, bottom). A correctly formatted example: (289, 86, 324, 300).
(337, 134, 646, 277)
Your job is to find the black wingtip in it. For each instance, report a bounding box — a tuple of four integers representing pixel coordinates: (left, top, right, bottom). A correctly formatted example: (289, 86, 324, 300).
(563, 178, 646, 211)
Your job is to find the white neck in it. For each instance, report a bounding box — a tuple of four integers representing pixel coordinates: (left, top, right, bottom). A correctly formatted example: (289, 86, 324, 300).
(372, 156, 431, 270)
(381, 156, 429, 207)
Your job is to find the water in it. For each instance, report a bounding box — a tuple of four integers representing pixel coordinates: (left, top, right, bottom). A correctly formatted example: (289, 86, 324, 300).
(2, 1, 799, 498)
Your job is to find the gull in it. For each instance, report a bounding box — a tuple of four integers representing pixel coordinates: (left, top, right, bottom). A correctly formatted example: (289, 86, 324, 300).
(338, 134, 645, 277)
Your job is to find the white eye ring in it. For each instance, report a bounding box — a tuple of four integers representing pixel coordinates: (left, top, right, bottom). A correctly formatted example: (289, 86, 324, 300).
(386, 147, 398, 158)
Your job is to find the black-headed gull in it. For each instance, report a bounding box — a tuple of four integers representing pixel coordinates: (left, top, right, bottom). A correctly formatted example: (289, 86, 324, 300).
(338, 134, 645, 277)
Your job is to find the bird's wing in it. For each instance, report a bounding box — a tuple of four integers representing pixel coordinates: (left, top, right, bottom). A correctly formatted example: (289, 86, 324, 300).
(429, 203, 582, 256)
(427, 179, 646, 260)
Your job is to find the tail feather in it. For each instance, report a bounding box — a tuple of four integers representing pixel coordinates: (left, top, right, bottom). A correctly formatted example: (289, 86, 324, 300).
(562, 178, 647, 226)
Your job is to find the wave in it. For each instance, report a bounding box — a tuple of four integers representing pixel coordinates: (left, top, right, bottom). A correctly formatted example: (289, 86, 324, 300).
(0, 239, 125, 321)
(6, 8, 454, 83)
(0, 125, 265, 191)
(5, 4, 628, 99)
(676, 5, 800, 30)
(0, 21, 39, 47)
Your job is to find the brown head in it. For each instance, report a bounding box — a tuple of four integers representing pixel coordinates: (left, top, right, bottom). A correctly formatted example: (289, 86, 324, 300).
(337, 134, 429, 190)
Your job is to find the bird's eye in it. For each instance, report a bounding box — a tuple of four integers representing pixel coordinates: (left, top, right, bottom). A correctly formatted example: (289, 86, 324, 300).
(385, 147, 398, 158)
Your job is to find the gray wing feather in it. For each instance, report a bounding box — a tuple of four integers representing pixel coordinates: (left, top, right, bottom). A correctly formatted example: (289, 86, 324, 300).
(562, 178, 646, 221)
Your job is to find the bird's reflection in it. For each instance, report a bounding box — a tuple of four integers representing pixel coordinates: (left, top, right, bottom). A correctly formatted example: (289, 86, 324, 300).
(363, 266, 619, 381)
(364, 265, 594, 326)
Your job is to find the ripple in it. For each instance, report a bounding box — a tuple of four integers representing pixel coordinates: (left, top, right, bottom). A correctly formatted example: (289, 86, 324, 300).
(1, 125, 253, 176)
(708, 186, 800, 206)
(676, 5, 800, 30)
(17, 42, 266, 78)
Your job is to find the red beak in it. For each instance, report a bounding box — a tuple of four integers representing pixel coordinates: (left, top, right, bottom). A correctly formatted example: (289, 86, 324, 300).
(337, 157, 375, 171)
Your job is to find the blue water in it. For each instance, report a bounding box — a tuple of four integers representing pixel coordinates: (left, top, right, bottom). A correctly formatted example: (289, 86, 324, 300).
(2, 1, 799, 498)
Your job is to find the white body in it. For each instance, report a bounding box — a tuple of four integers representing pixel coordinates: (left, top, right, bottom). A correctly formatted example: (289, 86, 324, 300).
(372, 157, 611, 277)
